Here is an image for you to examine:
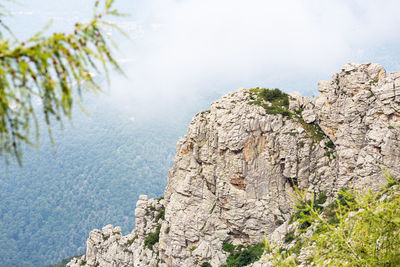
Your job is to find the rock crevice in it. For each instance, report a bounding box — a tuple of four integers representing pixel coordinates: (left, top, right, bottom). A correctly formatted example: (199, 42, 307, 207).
(68, 63, 400, 267)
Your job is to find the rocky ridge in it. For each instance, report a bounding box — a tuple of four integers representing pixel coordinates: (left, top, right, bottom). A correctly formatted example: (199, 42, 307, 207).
(68, 63, 400, 267)
(68, 196, 165, 267)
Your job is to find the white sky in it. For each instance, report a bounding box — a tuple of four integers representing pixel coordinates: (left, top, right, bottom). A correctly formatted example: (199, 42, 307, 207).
(5, 0, 400, 116)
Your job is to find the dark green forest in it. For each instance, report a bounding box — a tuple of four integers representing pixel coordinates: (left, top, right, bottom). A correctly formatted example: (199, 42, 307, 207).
(0, 92, 205, 266)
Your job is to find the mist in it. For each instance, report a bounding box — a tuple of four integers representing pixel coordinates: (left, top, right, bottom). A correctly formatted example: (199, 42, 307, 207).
(7, 0, 400, 119)
(99, 0, 400, 120)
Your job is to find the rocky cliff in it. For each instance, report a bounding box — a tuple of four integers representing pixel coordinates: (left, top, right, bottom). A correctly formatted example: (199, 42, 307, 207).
(67, 63, 400, 267)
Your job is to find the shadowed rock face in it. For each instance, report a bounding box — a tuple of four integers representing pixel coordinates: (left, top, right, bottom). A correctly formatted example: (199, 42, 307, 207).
(68, 63, 400, 267)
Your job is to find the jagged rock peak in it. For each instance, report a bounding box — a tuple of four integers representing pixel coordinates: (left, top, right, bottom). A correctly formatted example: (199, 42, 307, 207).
(67, 196, 165, 267)
(69, 63, 400, 267)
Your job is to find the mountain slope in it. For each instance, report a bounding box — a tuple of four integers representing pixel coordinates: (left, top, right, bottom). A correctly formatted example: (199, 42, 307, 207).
(0, 96, 188, 266)
(68, 62, 400, 266)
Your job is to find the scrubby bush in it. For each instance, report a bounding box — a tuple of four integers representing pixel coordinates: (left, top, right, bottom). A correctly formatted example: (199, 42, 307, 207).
(221, 242, 264, 267)
(156, 207, 165, 221)
(265, 174, 400, 266)
(289, 191, 327, 230)
(248, 88, 290, 117)
(144, 224, 161, 250)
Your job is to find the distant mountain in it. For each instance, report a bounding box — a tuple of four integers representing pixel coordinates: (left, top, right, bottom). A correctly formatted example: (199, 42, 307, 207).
(67, 63, 400, 267)
(0, 91, 201, 266)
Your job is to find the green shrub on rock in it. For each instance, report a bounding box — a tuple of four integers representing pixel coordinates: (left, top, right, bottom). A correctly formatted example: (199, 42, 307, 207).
(248, 88, 291, 117)
(221, 242, 264, 267)
(265, 174, 400, 266)
(144, 224, 161, 250)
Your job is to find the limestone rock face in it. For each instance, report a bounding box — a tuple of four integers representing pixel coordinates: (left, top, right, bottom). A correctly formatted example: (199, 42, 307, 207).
(314, 62, 400, 191)
(67, 196, 165, 267)
(69, 63, 400, 267)
(159, 89, 336, 267)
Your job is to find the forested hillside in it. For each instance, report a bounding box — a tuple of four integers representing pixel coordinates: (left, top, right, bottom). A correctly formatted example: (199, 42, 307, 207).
(0, 92, 205, 266)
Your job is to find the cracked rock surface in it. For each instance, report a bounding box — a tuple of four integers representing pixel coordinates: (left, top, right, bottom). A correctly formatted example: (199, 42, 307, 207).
(69, 63, 400, 267)
(67, 196, 165, 267)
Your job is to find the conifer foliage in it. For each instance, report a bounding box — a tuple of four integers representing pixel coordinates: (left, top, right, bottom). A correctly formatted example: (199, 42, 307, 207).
(265, 174, 400, 266)
(0, 0, 123, 164)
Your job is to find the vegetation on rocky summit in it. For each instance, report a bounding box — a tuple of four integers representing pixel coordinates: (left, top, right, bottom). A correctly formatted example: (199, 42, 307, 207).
(248, 88, 291, 117)
(248, 88, 332, 144)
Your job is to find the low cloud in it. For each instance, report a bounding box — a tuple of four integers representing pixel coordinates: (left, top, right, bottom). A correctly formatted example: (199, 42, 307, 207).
(105, 0, 400, 118)
(9, 0, 400, 118)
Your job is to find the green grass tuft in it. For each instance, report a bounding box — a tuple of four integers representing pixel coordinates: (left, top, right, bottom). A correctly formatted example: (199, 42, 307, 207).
(248, 88, 291, 117)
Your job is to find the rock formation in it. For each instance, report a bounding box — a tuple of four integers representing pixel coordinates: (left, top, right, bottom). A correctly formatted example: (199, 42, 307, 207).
(68, 63, 400, 267)
(68, 196, 165, 266)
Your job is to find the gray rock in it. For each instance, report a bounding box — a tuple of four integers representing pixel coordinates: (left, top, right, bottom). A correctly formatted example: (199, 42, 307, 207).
(67, 198, 165, 267)
(301, 109, 316, 123)
(69, 62, 400, 267)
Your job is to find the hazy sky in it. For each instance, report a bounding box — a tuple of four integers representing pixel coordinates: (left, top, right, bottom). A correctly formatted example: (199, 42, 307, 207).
(5, 0, 400, 117)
